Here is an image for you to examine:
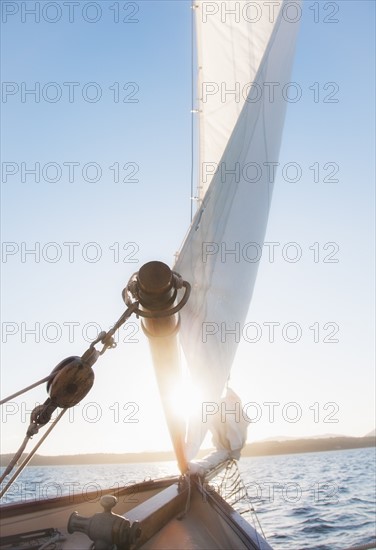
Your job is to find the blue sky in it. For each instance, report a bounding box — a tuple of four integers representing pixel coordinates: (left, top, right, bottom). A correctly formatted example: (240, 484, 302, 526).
(1, 1, 375, 456)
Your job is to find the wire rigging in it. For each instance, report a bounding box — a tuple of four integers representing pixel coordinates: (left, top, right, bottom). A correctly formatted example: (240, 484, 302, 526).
(0, 410, 67, 499)
(0, 272, 190, 499)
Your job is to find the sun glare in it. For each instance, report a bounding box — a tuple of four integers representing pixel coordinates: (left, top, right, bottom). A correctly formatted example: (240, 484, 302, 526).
(167, 377, 204, 425)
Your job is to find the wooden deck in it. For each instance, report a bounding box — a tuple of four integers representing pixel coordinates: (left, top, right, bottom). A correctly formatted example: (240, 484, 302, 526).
(0, 476, 272, 550)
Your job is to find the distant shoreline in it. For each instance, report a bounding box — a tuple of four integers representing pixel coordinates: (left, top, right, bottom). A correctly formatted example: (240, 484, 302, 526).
(1, 436, 374, 467)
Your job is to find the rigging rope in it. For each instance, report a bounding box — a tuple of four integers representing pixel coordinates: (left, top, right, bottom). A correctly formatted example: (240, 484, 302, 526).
(0, 304, 138, 493)
(207, 460, 267, 542)
(0, 409, 67, 499)
(190, 1, 196, 222)
(0, 319, 130, 496)
(0, 270, 191, 499)
(0, 375, 52, 406)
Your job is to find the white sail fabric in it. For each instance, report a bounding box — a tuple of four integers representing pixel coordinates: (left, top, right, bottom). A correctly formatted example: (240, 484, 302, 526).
(195, 0, 283, 199)
(189, 388, 250, 476)
(175, 0, 300, 460)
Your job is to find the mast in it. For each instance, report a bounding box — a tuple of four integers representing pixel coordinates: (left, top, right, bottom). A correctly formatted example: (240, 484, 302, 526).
(134, 261, 189, 473)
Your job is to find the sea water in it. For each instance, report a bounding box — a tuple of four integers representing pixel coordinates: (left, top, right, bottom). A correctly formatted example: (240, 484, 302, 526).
(237, 447, 376, 549)
(1, 447, 375, 550)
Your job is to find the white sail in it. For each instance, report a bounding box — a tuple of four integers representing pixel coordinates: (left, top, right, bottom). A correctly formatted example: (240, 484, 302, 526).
(175, 0, 301, 460)
(195, 0, 283, 199)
